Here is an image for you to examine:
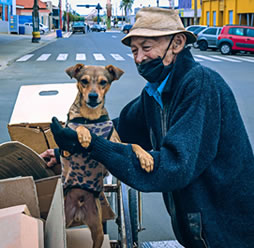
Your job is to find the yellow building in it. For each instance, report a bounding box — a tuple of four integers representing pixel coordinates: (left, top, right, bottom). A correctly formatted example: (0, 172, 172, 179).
(201, 0, 254, 27)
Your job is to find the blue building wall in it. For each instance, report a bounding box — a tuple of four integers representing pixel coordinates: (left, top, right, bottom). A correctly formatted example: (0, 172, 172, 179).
(178, 0, 192, 9)
(19, 15, 32, 24)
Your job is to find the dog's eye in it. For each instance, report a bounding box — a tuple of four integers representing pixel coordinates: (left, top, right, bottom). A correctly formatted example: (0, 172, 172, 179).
(81, 79, 88, 85)
(100, 80, 107, 86)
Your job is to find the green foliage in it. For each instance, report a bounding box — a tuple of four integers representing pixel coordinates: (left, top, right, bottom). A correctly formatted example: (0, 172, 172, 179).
(120, 0, 134, 22)
(63, 11, 85, 22)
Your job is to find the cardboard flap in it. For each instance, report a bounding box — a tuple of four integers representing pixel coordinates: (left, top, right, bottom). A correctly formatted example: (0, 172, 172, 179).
(0, 141, 55, 180)
(9, 83, 77, 124)
(0, 176, 40, 218)
(0, 204, 31, 218)
(45, 178, 67, 248)
(35, 176, 59, 220)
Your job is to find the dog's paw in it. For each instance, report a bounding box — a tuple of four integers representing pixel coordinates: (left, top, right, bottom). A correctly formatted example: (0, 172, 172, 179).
(76, 126, 91, 148)
(132, 144, 154, 173)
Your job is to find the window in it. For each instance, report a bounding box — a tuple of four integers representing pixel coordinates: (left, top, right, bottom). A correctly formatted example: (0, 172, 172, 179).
(246, 28, 254, 37)
(206, 11, 210, 26)
(229, 10, 233, 24)
(229, 28, 244, 36)
(187, 26, 198, 32)
(213, 11, 216, 26)
(203, 28, 217, 35)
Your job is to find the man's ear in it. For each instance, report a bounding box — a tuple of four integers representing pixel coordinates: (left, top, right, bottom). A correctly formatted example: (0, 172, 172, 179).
(105, 65, 124, 81)
(65, 64, 85, 79)
(172, 33, 187, 54)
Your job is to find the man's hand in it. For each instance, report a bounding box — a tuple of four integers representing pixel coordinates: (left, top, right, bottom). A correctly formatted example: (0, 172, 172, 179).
(40, 149, 58, 167)
(50, 117, 84, 154)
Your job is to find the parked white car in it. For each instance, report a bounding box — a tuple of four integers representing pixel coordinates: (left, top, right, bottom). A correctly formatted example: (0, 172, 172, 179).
(24, 22, 49, 34)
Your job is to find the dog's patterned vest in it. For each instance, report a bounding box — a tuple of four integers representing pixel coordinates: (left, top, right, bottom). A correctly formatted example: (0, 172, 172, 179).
(61, 117, 114, 193)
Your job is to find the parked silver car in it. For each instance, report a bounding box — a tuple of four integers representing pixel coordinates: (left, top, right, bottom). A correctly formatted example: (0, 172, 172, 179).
(197, 26, 222, 51)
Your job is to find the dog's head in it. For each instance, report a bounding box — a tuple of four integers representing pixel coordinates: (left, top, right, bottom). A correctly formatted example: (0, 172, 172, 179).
(66, 64, 124, 109)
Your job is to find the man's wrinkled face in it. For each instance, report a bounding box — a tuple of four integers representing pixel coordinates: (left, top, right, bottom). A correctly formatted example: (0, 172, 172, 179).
(130, 36, 171, 65)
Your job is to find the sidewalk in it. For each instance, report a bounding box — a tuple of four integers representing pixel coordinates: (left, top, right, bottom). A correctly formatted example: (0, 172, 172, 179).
(0, 31, 71, 71)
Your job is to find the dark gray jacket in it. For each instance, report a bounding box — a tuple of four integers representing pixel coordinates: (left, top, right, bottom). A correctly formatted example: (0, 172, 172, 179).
(90, 48, 254, 247)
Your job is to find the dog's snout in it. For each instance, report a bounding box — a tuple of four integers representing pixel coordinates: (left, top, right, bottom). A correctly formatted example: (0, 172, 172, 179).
(88, 92, 98, 101)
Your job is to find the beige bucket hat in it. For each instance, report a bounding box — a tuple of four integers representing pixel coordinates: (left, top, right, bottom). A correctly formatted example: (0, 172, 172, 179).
(121, 7, 196, 46)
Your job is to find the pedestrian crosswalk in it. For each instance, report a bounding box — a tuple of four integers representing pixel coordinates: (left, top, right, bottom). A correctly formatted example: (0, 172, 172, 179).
(16, 52, 254, 64)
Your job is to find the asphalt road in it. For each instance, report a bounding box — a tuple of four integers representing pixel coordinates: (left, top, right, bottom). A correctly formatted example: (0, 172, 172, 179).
(0, 31, 254, 243)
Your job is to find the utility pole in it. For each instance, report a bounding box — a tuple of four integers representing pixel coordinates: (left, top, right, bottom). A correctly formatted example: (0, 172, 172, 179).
(32, 0, 40, 43)
(66, 0, 69, 32)
(194, 0, 198, 25)
(157, 0, 159, 7)
(172, 0, 175, 9)
(59, 0, 62, 30)
(106, 0, 112, 29)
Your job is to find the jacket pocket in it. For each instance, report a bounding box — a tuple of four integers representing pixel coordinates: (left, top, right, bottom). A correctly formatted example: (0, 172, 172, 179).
(187, 212, 209, 248)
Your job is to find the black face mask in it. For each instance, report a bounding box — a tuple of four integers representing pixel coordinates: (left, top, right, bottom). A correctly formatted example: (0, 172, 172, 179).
(136, 36, 174, 83)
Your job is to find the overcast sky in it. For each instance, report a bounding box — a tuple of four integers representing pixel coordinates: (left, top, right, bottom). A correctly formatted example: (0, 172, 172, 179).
(47, 0, 177, 16)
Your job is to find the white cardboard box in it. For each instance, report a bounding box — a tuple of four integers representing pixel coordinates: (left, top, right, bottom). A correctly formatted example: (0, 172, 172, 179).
(8, 83, 77, 154)
(0, 204, 44, 248)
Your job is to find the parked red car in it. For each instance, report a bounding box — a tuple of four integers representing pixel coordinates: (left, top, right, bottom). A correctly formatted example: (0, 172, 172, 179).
(217, 25, 254, 55)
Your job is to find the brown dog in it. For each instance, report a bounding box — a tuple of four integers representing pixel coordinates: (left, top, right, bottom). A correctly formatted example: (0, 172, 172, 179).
(62, 63, 154, 248)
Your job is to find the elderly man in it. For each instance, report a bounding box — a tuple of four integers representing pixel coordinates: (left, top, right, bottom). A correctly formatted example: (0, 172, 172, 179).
(46, 7, 254, 248)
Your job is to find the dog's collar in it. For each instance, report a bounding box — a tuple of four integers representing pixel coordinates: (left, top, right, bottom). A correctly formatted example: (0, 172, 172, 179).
(67, 115, 110, 125)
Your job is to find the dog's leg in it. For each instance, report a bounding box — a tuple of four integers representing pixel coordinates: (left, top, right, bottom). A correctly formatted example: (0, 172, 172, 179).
(76, 125, 92, 148)
(65, 189, 104, 248)
(131, 144, 154, 173)
(83, 197, 104, 248)
(64, 190, 79, 228)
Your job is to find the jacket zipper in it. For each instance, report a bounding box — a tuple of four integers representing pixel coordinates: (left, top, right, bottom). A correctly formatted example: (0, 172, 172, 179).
(160, 106, 185, 245)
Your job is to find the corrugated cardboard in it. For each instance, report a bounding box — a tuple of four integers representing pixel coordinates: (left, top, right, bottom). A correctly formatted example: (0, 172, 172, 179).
(0, 176, 111, 248)
(0, 141, 56, 180)
(0, 204, 44, 248)
(0, 176, 41, 218)
(8, 83, 77, 154)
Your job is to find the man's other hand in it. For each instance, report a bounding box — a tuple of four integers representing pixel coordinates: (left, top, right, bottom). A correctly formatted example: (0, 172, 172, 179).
(40, 149, 58, 167)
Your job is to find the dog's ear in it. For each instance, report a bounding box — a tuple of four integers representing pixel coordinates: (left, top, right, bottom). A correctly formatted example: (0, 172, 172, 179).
(105, 65, 124, 81)
(65, 64, 85, 79)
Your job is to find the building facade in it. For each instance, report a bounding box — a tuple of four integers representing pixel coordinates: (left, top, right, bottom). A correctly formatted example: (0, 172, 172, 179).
(0, 0, 12, 21)
(179, 0, 202, 26)
(16, 0, 50, 25)
(201, 0, 254, 27)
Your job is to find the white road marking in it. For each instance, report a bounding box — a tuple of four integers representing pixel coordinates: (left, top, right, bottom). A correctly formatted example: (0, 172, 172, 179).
(211, 55, 241, 63)
(110, 53, 125, 61)
(194, 58, 204, 62)
(127, 53, 134, 58)
(56, 53, 68, 61)
(76, 53, 86, 61)
(229, 56, 254, 63)
(36, 53, 51, 61)
(16, 54, 34, 62)
(93, 53, 105, 61)
(195, 55, 222, 62)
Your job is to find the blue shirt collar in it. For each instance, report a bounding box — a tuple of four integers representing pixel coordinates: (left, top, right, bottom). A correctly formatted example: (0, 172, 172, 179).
(145, 73, 170, 109)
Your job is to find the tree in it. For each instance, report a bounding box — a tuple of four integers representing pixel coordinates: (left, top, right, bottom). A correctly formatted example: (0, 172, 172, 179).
(120, 0, 134, 23)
